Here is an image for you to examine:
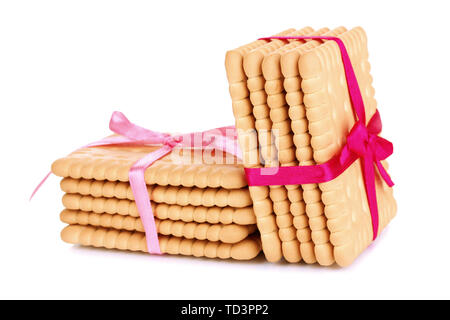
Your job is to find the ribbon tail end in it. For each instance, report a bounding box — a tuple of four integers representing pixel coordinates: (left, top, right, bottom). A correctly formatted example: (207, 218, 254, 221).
(30, 171, 52, 202)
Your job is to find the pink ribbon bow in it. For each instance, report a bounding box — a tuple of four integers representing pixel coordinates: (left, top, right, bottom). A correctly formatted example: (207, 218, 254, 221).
(342, 111, 394, 237)
(32, 112, 242, 254)
(244, 35, 394, 240)
(345, 110, 394, 187)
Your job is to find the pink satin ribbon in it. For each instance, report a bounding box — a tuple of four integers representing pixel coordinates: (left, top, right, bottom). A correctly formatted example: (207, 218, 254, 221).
(31, 111, 242, 254)
(245, 36, 394, 240)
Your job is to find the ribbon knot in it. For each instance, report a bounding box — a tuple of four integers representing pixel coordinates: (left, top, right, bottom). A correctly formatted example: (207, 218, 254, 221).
(163, 135, 182, 148)
(346, 111, 394, 188)
(341, 110, 394, 239)
(347, 121, 370, 157)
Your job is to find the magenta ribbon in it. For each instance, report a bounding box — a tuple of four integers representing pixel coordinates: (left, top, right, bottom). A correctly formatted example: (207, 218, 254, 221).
(31, 111, 241, 254)
(244, 36, 394, 240)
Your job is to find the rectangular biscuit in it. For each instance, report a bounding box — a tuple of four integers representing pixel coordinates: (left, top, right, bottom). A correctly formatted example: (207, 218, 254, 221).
(61, 225, 262, 260)
(225, 28, 296, 262)
(279, 27, 348, 265)
(262, 27, 333, 264)
(60, 178, 252, 208)
(61, 194, 257, 225)
(60, 209, 257, 244)
(52, 145, 247, 189)
(243, 27, 315, 263)
(298, 27, 397, 266)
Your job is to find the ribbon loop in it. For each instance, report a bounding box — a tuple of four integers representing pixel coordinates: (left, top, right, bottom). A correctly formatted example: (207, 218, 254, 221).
(367, 110, 382, 134)
(109, 111, 171, 144)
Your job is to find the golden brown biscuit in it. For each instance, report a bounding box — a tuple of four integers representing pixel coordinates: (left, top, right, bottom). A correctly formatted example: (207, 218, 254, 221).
(60, 209, 257, 244)
(61, 193, 256, 225)
(60, 178, 252, 208)
(61, 225, 262, 260)
(243, 27, 315, 263)
(225, 28, 296, 262)
(279, 27, 348, 265)
(262, 28, 331, 264)
(298, 27, 396, 266)
(52, 146, 247, 189)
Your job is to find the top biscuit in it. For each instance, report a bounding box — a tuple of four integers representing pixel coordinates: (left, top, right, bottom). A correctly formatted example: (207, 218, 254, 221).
(52, 145, 247, 189)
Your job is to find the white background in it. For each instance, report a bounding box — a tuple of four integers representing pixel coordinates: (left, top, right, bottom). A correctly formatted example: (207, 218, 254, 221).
(1, 0, 449, 299)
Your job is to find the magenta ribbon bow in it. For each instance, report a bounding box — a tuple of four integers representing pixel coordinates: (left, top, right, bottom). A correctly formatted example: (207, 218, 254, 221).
(244, 35, 394, 240)
(32, 111, 242, 254)
(342, 111, 394, 237)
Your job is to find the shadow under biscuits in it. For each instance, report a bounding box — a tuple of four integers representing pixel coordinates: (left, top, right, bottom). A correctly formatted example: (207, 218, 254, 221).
(69, 244, 382, 270)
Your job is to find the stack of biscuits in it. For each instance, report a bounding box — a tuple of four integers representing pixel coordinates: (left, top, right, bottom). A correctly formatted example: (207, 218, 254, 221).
(51, 26, 397, 267)
(225, 26, 397, 267)
(51, 145, 262, 260)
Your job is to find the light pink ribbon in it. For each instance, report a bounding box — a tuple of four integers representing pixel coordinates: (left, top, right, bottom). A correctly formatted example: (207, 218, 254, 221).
(31, 111, 242, 254)
(245, 36, 394, 240)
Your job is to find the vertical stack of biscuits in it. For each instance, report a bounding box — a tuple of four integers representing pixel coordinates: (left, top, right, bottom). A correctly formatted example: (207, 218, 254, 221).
(51, 145, 262, 260)
(225, 26, 397, 267)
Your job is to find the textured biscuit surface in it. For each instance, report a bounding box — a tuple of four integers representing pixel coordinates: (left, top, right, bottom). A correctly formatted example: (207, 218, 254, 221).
(61, 193, 256, 225)
(225, 28, 298, 262)
(61, 225, 262, 260)
(247, 27, 317, 263)
(281, 26, 347, 266)
(60, 178, 252, 208)
(52, 146, 247, 189)
(60, 209, 257, 244)
(262, 28, 336, 264)
(299, 27, 396, 266)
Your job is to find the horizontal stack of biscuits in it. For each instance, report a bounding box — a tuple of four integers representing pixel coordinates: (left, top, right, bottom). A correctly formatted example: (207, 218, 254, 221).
(51, 146, 262, 260)
(225, 26, 396, 267)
